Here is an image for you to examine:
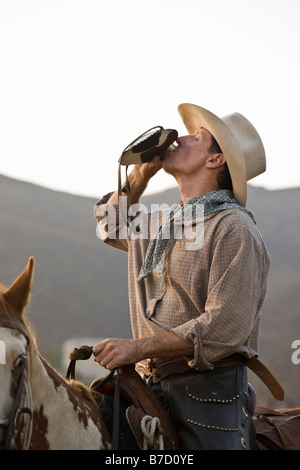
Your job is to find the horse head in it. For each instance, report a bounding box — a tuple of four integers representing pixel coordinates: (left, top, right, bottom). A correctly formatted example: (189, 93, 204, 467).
(0, 257, 111, 450)
(0, 257, 34, 449)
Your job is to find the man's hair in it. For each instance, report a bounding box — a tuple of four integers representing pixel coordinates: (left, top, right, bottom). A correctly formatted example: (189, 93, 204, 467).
(209, 134, 233, 192)
(217, 162, 233, 191)
(208, 134, 222, 155)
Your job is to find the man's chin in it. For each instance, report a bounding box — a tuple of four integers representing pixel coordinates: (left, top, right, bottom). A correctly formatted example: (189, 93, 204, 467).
(162, 157, 176, 176)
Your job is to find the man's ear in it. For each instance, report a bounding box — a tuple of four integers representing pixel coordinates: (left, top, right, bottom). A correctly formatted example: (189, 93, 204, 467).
(206, 153, 225, 169)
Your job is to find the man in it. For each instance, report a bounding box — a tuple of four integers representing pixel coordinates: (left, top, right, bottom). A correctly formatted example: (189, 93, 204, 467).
(93, 103, 271, 450)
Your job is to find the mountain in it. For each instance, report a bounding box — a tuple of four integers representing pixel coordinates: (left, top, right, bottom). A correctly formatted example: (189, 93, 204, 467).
(0, 174, 299, 408)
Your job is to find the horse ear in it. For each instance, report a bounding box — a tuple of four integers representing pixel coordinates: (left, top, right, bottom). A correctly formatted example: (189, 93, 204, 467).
(3, 257, 35, 320)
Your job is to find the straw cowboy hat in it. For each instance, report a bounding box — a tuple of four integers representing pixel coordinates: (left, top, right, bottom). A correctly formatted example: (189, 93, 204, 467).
(178, 103, 266, 207)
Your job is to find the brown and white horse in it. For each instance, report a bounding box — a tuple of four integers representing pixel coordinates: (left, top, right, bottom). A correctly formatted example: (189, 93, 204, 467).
(0, 257, 111, 450)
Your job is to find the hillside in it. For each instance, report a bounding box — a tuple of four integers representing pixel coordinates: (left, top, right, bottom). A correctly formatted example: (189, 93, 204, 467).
(0, 174, 299, 408)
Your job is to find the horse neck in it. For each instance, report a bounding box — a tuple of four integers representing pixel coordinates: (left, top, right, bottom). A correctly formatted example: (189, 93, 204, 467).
(28, 347, 110, 450)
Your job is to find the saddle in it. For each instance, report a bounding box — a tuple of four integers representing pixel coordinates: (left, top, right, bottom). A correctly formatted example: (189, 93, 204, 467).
(253, 406, 300, 450)
(66, 346, 180, 450)
(91, 365, 181, 450)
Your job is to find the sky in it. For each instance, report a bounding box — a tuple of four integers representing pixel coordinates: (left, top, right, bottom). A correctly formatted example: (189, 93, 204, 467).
(0, 0, 299, 199)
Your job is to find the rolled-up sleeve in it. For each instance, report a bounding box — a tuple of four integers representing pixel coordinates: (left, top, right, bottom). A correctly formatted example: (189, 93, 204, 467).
(171, 224, 270, 370)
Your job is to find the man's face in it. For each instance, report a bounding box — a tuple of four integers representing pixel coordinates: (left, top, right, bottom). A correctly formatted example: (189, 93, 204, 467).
(162, 128, 213, 176)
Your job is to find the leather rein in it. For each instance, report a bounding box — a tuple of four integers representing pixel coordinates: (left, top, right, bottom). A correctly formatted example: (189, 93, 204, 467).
(66, 345, 121, 450)
(0, 314, 33, 450)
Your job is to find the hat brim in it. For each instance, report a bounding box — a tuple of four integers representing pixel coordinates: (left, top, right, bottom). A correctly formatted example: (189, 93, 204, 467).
(178, 103, 247, 206)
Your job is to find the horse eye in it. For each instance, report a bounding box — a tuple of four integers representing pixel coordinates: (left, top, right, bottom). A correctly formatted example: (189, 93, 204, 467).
(13, 355, 26, 370)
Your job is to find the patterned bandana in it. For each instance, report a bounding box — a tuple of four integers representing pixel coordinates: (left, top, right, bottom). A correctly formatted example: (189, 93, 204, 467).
(137, 190, 256, 284)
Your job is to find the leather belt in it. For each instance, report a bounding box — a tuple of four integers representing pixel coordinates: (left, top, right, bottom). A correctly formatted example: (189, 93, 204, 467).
(146, 354, 284, 401)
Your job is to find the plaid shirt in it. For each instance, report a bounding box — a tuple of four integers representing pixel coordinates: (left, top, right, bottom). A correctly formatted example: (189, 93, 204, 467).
(95, 193, 271, 375)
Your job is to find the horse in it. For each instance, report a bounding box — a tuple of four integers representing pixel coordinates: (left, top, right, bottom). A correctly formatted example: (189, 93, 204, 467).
(0, 257, 112, 450)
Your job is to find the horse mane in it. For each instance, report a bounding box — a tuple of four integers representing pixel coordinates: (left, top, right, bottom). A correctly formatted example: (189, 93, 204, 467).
(69, 380, 100, 407)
